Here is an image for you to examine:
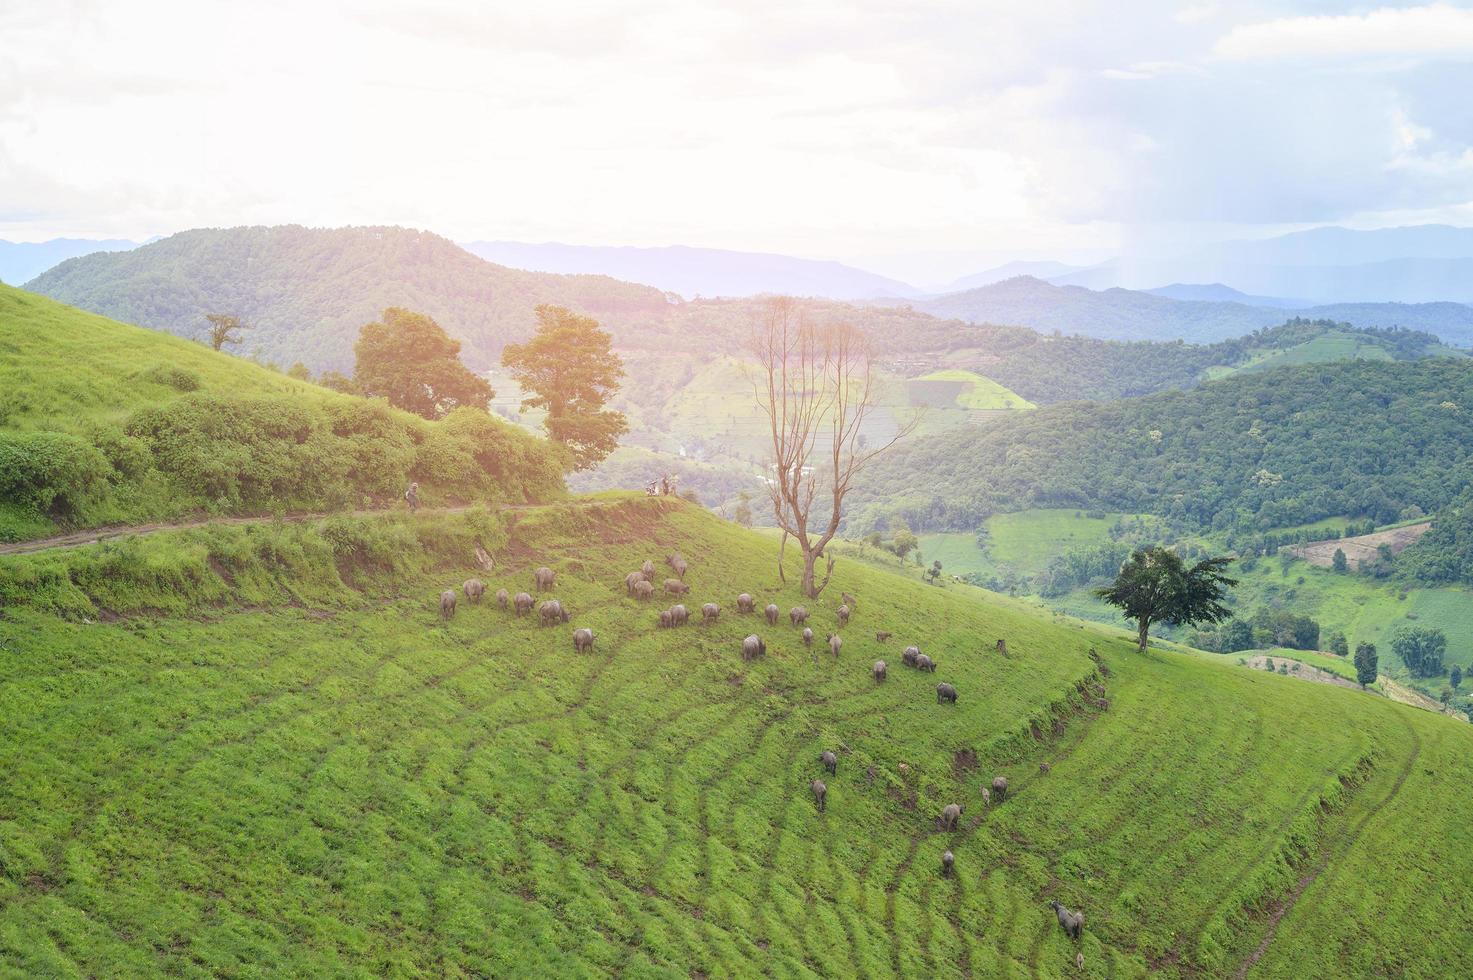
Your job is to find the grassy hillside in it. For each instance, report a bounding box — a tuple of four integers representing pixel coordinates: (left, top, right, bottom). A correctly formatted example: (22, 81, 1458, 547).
(0, 285, 565, 541)
(910, 370, 1035, 411)
(2, 498, 1470, 976)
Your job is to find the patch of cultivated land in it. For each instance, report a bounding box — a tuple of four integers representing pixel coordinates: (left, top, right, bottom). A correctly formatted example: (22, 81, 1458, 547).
(1288, 521, 1431, 568)
(3, 497, 1473, 976)
(1242, 654, 1361, 690)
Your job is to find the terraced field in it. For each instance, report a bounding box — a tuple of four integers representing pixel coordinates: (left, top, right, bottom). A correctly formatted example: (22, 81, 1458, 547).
(2, 498, 1470, 977)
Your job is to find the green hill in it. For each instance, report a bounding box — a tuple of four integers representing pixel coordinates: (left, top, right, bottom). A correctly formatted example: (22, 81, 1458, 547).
(1, 497, 1469, 976)
(909, 370, 1035, 411)
(24, 226, 673, 373)
(0, 285, 564, 542)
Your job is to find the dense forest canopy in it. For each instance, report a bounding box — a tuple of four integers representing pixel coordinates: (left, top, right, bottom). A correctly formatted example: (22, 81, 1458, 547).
(846, 358, 1473, 543)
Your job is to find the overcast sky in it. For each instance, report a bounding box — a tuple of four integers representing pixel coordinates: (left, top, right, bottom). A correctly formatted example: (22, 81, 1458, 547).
(3, 1, 1473, 279)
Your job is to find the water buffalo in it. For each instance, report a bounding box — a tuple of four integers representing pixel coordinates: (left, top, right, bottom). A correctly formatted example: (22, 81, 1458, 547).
(496, 588, 509, 610)
(841, 591, 857, 609)
(802, 627, 814, 646)
(991, 775, 1008, 803)
(902, 645, 920, 667)
(1039, 762, 1052, 775)
(789, 606, 809, 626)
(941, 850, 954, 877)
(737, 593, 755, 613)
(936, 682, 957, 704)
(873, 660, 887, 682)
(573, 627, 594, 653)
(915, 654, 936, 673)
(765, 604, 780, 626)
(463, 578, 486, 603)
(827, 633, 842, 658)
(634, 580, 655, 601)
(667, 554, 688, 579)
(514, 592, 534, 616)
(669, 604, 689, 627)
(659, 609, 673, 629)
(938, 802, 962, 831)
(702, 602, 721, 625)
(742, 634, 765, 661)
(820, 750, 837, 774)
(664, 578, 690, 595)
(625, 570, 645, 595)
(836, 604, 851, 627)
(1050, 901, 1084, 941)
(996, 638, 1009, 656)
(876, 631, 892, 643)
(539, 599, 569, 626)
(641, 559, 656, 580)
(811, 779, 827, 812)
(439, 589, 457, 620)
(534, 566, 556, 591)
(980, 787, 991, 807)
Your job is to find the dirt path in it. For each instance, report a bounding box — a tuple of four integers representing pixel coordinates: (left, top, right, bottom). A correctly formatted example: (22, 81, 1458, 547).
(1232, 715, 1423, 978)
(1242, 655, 1360, 691)
(0, 505, 493, 556)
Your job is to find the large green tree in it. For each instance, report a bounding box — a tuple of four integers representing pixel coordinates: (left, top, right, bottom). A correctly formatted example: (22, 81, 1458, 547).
(1354, 641, 1379, 688)
(353, 308, 492, 419)
(1096, 547, 1237, 652)
(501, 305, 627, 471)
(1390, 626, 1447, 678)
(200, 313, 248, 351)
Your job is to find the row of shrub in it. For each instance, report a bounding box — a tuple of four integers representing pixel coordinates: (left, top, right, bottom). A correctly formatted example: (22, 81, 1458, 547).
(1, 393, 567, 534)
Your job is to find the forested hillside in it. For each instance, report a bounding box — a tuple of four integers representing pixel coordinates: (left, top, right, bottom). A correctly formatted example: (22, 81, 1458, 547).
(847, 359, 1473, 539)
(25, 226, 673, 372)
(915, 275, 1473, 346)
(0, 285, 565, 541)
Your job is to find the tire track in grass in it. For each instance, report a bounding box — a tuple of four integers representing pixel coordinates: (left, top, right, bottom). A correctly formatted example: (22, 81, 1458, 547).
(1232, 712, 1422, 979)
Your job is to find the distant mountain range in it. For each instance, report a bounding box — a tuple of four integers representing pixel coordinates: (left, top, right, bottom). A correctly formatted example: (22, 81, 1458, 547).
(913, 275, 1473, 346)
(460, 240, 921, 301)
(0, 237, 139, 286)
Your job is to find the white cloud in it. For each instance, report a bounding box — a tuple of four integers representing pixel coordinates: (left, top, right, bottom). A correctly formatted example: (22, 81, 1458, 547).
(1213, 3, 1473, 62)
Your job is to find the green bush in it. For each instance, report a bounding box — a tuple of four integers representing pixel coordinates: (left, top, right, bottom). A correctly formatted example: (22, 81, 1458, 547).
(138, 363, 202, 391)
(0, 431, 112, 518)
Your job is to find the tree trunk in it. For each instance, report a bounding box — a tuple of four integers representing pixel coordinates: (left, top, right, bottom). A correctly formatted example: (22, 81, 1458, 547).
(1137, 618, 1150, 653)
(801, 550, 817, 599)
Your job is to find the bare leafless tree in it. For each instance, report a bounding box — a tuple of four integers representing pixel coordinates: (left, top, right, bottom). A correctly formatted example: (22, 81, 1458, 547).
(748, 297, 918, 598)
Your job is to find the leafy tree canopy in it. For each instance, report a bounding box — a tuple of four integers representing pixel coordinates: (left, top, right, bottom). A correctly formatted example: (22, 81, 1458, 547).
(354, 307, 492, 420)
(1096, 546, 1237, 652)
(502, 305, 627, 471)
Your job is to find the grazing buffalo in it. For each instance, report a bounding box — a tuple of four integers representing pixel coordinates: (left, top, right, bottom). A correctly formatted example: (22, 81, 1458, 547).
(820, 750, 837, 774)
(736, 593, 755, 613)
(836, 604, 850, 627)
(668, 604, 689, 627)
(811, 779, 827, 812)
(873, 660, 887, 682)
(573, 628, 595, 653)
(938, 803, 962, 831)
(664, 578, 690, 595)
(634, 580, 655, 601)
(659, 609, 673, 629)
(902, 646, 920, 667)
(439, 590, 457, 620)
(1039, 762, 1052, 775)
(496, 588, 509, 610)
(667, 554, 688, 579)
(641, 559, 656, 580)
(941, 850, 954, 877)
(534, 566, 556, 591)
(514, 592, 534, 616)
(789, 606, 809, 627)
(980, 786, 991, 807)
(702, 602, 721, 625)
(991, 775, 1008, 803)
(463, 578, 486, 603)
(625, 570, 645, 595)
(841, 591, 857, 609)
(936, 682, 957, 704)
(1050, 901, 1084, 941)
(915, 654, 936, 673)
(802, 627, 814, 646)
(876, 631, 892, 643)
(765, 604, 780, 626)
(996, 638, 1009, 656)
(742, 634, 766, 661)
(538, 599, 570, 626)
(827, 633, 842, 658)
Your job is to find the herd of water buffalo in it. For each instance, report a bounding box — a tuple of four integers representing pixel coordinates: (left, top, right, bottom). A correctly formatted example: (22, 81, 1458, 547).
(435, 550, 1087, 953)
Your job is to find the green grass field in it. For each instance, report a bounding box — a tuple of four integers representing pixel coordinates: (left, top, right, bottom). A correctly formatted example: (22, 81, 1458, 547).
(3, 498, 1471, 977)
(910, 370, 1036, 411)
(920, 509, 1144, 583)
